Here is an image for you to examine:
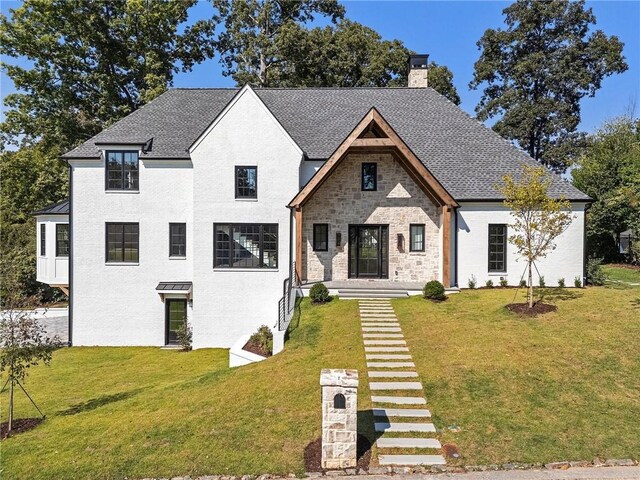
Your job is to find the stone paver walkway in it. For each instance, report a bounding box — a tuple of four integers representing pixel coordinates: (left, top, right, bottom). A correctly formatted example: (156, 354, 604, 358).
(358, 299, 446, 467)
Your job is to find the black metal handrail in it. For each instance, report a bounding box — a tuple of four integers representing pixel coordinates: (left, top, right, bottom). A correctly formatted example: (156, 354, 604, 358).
(277, 261, 299, 331)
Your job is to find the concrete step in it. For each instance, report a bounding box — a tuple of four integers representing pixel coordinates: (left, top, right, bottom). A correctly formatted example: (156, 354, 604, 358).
(374, 422, 436, 433)
(371, 396, 426, 405)
(364, 346, 409, 352)
(373, 408, 431, 417)
(368, 371, 418, 378)
(361, 323, 401, 328)
(340, 291, 408, 299)
(364, 340, 406, 345)
(362, 327, 401, 332)
(366, 354, 412, 360)
(367, 362, 415, 368)
(378, 454, 446, 466)
(362, 333, 404, 338)
(360, 318, 399, 323)
(377, 437, 441, 449)
(369, 381, 422, 390)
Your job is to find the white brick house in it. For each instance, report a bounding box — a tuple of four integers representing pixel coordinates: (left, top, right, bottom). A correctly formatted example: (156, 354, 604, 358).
(35, 56, 590, 349)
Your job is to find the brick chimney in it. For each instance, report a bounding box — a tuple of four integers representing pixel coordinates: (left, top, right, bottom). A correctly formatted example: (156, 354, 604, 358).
(408, 54, 429, 88)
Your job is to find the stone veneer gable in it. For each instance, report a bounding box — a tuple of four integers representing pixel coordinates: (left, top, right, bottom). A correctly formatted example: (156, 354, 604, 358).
(303, 153, 440, 282)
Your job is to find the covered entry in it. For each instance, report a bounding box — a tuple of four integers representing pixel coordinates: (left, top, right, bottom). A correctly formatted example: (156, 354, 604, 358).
(348, 225, 389, 278)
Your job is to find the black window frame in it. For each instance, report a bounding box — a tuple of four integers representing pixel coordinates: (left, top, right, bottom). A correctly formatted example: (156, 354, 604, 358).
(409, 224, 425, 252)
(361, 163, 377, 191)
(213, 223, 278, 269)
(313, 224, 329, 252)
(488, 224, 507, 273)
(105, 150, 139, 191)
(40, 223, 46, 256)
(55, 224, 69, 257)
(105, 222, 140, 263)
(169, 223, 187, 258)
(235, 166, 258, 199)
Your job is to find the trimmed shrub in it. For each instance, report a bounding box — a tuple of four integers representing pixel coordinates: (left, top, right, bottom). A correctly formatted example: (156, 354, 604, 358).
(248, 325, 273, 356)
(176, 317, 192, 352)
(309, 282, 330, 303)
(423, 280, 446, 301)
(519, 279, 527, 288)
(574, 276, 582, 288)
(468, 275, 477, 289)
(587, 257, 606, 286)
(558, 278, 565, 288)
(485, 279, 494, 288)
(538, 276, 546, 287)
(499, 277, 508, 287)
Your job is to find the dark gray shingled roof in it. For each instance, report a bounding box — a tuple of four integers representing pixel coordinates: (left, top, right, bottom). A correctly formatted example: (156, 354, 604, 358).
(61, 87, 589, 201)
(32, 198, 69, 215)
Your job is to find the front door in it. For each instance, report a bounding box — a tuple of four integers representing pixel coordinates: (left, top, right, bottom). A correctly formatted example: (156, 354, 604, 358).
(348, 225, 389, 278)
(165, 299, 187, 345)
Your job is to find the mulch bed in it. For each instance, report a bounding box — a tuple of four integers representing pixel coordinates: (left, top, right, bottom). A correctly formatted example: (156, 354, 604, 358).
(608, 263, 640, 271)
(304, 435, 372, 472)
(1, 418, 43, 440)
(507, 302, 557, 317)
(242, 340, 271, 358)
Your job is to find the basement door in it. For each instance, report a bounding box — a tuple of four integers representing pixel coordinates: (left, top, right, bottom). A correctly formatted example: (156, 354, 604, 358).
(348, 225, 389, 279)
(165, 299, 187, 345)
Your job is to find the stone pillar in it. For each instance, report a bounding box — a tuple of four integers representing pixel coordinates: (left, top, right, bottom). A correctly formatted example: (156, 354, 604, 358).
(320, 369, 358, 469)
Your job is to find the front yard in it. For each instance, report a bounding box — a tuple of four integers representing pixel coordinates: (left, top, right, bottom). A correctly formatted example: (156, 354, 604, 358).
(2, 285, 639, 478)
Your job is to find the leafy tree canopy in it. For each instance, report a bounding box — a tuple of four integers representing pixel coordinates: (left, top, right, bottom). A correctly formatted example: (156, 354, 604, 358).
(572, 116, 640, 260)
(1, 0, 215, 150)
(471, 0, 627, 173)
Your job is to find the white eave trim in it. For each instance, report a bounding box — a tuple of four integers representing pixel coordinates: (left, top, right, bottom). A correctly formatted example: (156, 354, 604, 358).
(188, 84, 304, 156)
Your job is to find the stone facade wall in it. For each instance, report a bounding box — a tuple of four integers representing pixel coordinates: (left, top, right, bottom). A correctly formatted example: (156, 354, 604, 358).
(303, 153, 440, 282)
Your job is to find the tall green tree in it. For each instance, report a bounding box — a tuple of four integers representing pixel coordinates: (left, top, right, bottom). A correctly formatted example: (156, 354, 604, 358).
(212, 0, 345, 87)
(572, 117, 640, 261)
(470, 0, 627, 173)
(1, 0, 215, 150)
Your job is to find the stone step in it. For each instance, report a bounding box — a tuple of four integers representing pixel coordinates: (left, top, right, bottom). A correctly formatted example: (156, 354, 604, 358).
(374, 422, 436, 433)
(358, 301, 392, 304)
(368, 371, 418, 378)
(360, 314, 397, 318)
(363, 333, 404, 338)
(378, 454, 446, 466)
(369, 381, 422, 390)
(364, 346, 409, 352)
(362, 327, 402, 332)
(364, 340, 406, 345)
(340, 292, 408, 299)
(359, 307, 394, 311)
(376, 438, 441, 449)
(361, 323, 401, 328)
(367, 362, 415, 368)
(373, 408, 431, 417)
(361, 320, 400, 325)
(371, 396, 426, 405)
(366, 354, 412, 360)
(361, 317, 398, 321)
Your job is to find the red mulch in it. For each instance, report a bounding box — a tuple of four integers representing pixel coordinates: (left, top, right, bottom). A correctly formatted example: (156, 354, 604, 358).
(507, 302, 557, 316)
(304, 435, 372, 472)
(608, 263, 640, 271)
(242, 340, 271, 358)
(442, 442, 462, 459)
(1, 418, 43, 440)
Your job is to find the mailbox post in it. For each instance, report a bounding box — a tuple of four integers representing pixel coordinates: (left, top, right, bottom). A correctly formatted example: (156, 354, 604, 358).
(320, 369, 358, 469)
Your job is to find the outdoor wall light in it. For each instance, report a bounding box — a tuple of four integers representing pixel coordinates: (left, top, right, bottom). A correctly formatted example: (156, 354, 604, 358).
(397, 233, 404, 252)
(336, 232, 342, 247)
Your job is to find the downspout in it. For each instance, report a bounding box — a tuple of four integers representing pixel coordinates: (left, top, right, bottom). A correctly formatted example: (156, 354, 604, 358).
(583, 202, 592, 285)
(454, 207, 459, 288)
(65, 159, 73, 347)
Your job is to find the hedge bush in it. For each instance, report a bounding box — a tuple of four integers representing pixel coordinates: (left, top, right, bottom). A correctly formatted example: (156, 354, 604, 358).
(309, 282, 330, 303)
(423, 280, 446, 301)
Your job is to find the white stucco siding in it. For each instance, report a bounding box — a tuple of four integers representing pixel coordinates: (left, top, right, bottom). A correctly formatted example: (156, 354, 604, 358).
(70, 158, 193, 346)
(456, 202, 586, 287)
(35, 215, 69, 286)
(190, 87, 303, 349)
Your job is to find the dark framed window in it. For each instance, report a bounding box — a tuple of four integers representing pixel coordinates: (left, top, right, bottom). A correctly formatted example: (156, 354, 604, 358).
(362, 163, 377, 191)
(169, 223, 186, 257)
(488, 224, 507, 272)
(40, 224, 46, 256)
(235, 166, 257, 199)
(214, 223, 277, 269)
(106, 223, 139, 263)
(106, 151, 139, 191)
(313, 224, 329, 251)
(409, 224, 425, 252)
(56, 224, 69, 257)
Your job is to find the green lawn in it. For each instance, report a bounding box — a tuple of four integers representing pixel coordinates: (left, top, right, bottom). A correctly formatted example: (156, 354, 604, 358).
(603, 264, 640, 284)
(2, 287, 639, 478)
(394, 286, 640, 465)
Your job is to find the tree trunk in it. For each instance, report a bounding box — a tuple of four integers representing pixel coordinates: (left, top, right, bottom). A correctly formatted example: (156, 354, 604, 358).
(8, 376, 14, 433)
(259, 52, 267, 86)
(528, 260, 534, 309)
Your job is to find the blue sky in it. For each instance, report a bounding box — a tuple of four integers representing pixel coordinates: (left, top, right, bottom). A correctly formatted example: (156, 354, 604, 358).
(2, 0, 639, 134)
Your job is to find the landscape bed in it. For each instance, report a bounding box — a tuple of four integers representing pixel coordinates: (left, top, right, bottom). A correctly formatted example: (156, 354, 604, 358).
(1, 286, 639, 478)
